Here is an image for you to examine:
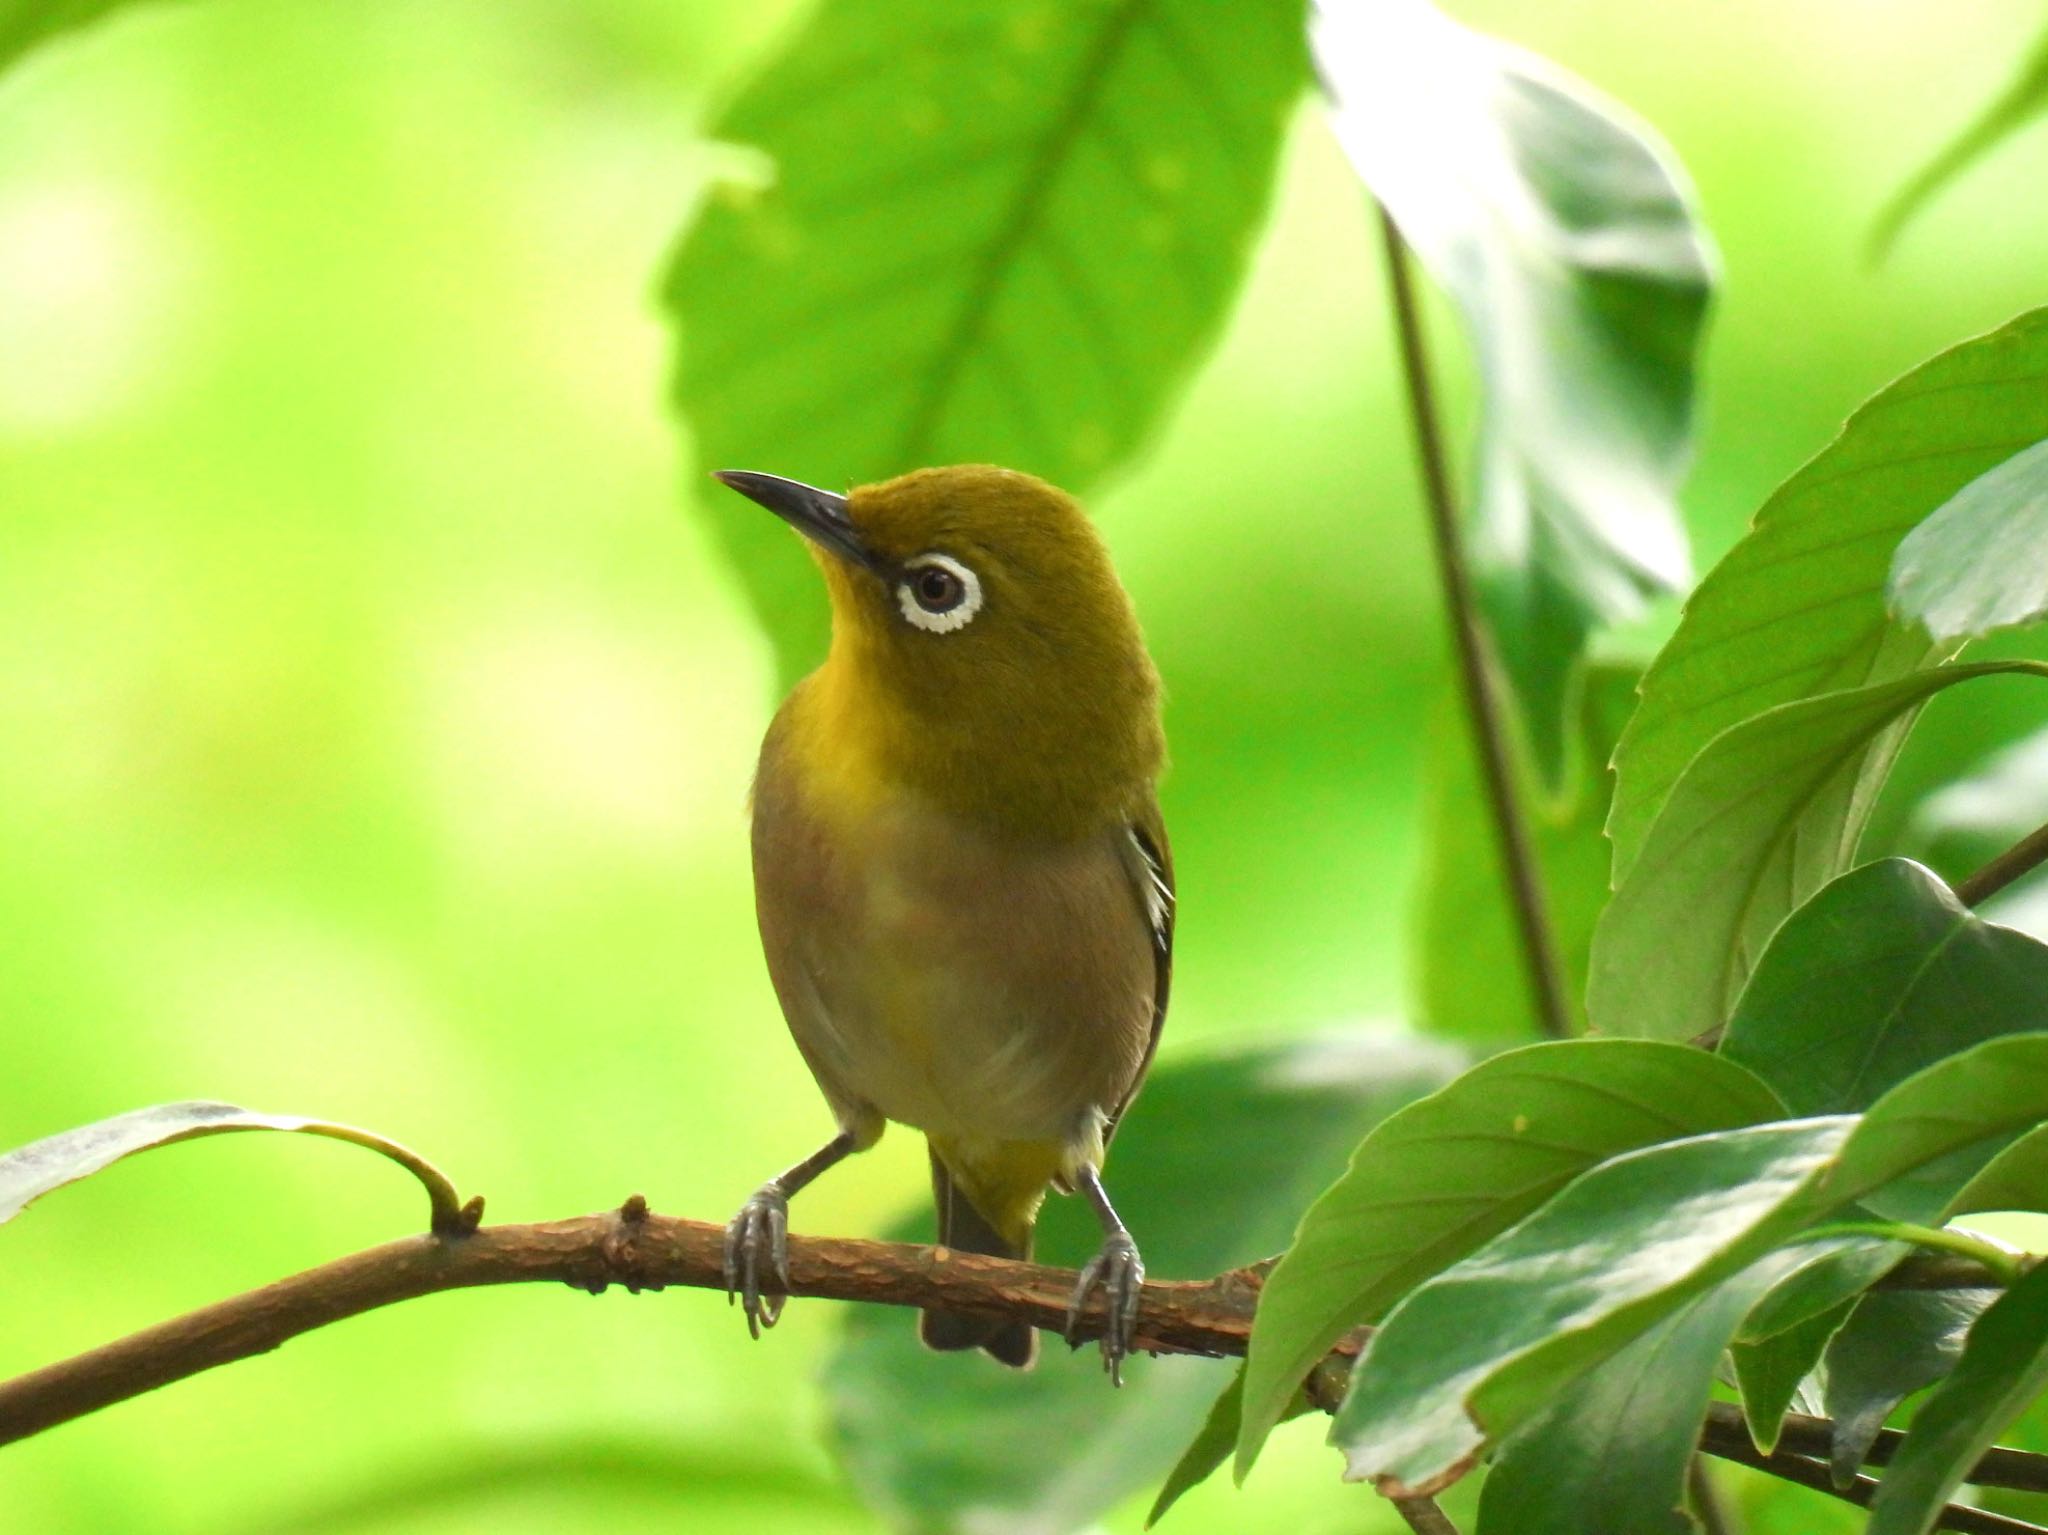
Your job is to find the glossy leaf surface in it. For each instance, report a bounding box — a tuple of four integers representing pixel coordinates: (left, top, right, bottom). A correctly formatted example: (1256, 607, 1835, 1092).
(1478, 1252, 1808, 1535)
(1589, 662, 2048, 1042)
(1722, 859, 2048, 1115)
(1610, 308, 2048, 877)
(1235, 1040, 1781, 1477)
(1889, 436, 2048, 641)
(1822, 1286, 1997, 1485)
(1330, 1118, 1851, 1495)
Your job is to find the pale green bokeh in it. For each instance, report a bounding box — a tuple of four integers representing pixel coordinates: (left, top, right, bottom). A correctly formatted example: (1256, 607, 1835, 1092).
(2, 1, 2045, 1530)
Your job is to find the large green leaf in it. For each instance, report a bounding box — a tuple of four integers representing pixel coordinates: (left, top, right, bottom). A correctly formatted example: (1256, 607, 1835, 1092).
(1477, 1250, 1812, 1535)
(1834, 1032, 2048, 1225)
(1871, 21, 2048, 259)
(1414, 664, 1639, 1040)
(667, 0, 1306, 677)
(1588, 661, 2048, 1043)
(1330, 1118, 1853, 1496)
(1330, 1033, 2048, 1496)
(822, 1033, 1463, 1535)
(1313, 0, 1708, 772)
(1721, 859, 2048, 1116)
(1609, 307, 2048, 879)
(0, 1100, 471, 1234)
(1822, 1286, 1997, 1486)
(1866, 1260, 2048, 1535)
(1889, 437, 2048, 642)
(1235, 1040, 1782, 1479)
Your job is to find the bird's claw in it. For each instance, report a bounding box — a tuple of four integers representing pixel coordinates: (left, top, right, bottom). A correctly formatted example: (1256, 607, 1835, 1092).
(1065, 1231, 1145, 1386)
(722, 1184, 791, 1338)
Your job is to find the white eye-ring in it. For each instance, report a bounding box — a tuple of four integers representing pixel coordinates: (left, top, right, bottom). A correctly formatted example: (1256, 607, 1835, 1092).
(896, 553, 983, 634)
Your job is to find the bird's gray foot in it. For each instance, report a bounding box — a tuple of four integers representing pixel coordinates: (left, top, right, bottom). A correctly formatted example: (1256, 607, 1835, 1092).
(1065, 1230, 1145, 1385)
(723, 1184, 790, 1337)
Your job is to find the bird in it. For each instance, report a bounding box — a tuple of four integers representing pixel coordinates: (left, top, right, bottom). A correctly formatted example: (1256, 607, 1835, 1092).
(712, 463, 1173, 1380)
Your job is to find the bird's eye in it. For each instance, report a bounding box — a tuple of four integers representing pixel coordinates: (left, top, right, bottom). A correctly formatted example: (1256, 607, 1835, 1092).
(896, 554, 983, 634)
(915, 566, 964, 611)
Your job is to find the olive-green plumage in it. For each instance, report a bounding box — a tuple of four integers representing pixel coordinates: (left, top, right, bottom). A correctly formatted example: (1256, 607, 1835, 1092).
(717, 463, 1173, 1374)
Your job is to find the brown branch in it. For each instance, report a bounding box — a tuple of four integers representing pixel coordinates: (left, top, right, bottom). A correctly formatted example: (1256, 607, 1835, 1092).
(1957, 818, 2048, 907)
(1697, 1426, 2044, 1535)
(0, 1199, 1268, 1449)
(1704, 1402, 2048, 1495)
(6, 1198, 2048, 1535)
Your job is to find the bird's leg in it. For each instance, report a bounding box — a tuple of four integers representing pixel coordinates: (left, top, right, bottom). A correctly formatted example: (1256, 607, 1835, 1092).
(1064, 1164, 1145, 1386)
(723, 1130, 856, 1337)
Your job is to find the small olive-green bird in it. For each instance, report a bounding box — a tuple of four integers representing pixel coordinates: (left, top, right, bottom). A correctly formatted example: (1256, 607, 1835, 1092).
(713, 463, 1172, 1379)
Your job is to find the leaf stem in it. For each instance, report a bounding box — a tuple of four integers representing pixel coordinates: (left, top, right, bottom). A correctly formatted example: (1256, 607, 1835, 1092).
(1815, 1221, 2027, 1286)
(1956, 818, 2048, 907)
(1390, 1495, 1463, 1535)
(1375, 203, 1572, 1041)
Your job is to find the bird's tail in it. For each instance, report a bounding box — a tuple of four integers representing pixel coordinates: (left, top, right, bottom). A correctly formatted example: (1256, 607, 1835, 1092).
(920, 1149, 1038, 1368)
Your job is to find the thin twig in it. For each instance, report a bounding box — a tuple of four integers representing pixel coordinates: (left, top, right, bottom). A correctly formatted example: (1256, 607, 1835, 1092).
(1698, 1431, 2046, 1535)
(1375, 202, 1572, 1041)
(1391, 1494, 1463, 1534)
(1703, 1403, 2048, 1494)
(1957, 819, 2048, 907)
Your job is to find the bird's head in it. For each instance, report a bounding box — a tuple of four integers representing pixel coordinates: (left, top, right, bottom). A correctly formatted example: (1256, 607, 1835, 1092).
(716, 463, 1163, 830)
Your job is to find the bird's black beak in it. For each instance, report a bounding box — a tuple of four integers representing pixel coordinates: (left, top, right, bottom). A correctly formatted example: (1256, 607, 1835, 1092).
(713, 470, 878, 574)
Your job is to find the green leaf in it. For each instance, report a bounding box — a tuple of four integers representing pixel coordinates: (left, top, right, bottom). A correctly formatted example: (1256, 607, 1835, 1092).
(0, 0, 170, 78)
(1588, 661, 2048, 1043)
(1314, 0, 1709, 773)
(1834, 1032, 2048, 1225)
(1478, 1252, 1811, 1535)
(667, 0, 1306, 678)
(1722, 859, 2048, 1116)
(1889, 437, 2048, 642)
(1734, 1241, 1907, 1345)
(1330, 1117, 1854, 1496)
(1610, 307, 2048, 880)
(1866, 1260, 2048, 1535)
(1235, 1040, 1782, 1479)
(0, 1101, 473, 1234)
(1949, 1120, 2048, 1216)
(1732, 1300, 1848, 1456)
(1415, 663, 1640, 1040)
(1871, 22, 2048, 259)
(1822, 1286, 1997, 1486)
(1316, 1034, 2048, 1499)
(823, 1033, 1464, 1535)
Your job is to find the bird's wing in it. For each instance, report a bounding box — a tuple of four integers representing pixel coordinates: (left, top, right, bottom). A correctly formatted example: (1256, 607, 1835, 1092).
(1105, 802, 1173, 1144)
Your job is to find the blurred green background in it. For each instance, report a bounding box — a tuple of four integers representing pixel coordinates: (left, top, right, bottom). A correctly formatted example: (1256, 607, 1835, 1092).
(2, 1, 2046, 1530)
